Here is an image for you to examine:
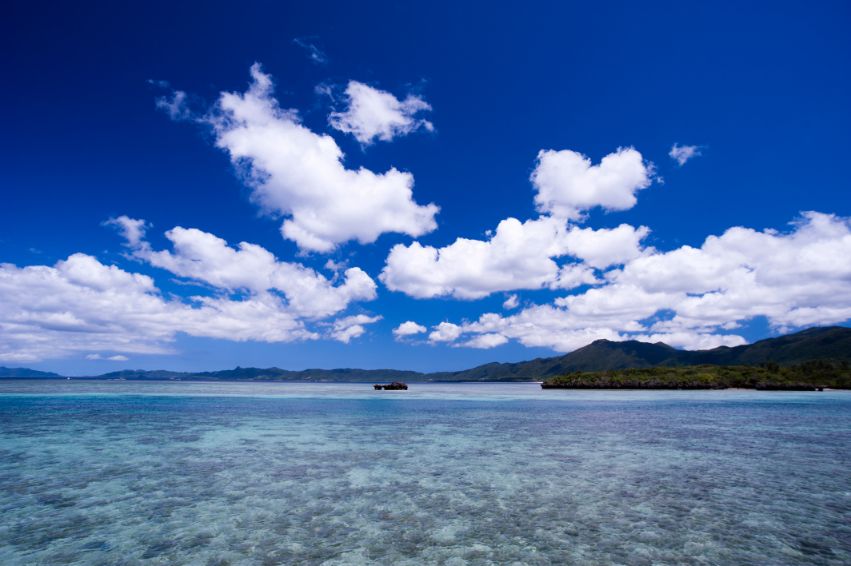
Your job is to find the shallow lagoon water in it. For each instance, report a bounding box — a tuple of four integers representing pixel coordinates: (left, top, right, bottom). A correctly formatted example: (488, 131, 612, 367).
(0, 381, 849, 565)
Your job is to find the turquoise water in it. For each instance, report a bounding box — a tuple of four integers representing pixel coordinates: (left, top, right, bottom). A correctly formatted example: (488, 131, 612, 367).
(0, 382, 849, 565)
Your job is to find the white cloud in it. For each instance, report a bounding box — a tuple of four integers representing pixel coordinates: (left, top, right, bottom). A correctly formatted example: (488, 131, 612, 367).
(0, 252, 328, 362)
(330, 314, 381, 343)
(0, 220, 385, 362)
(563, 224, 650, 269)
(105, 215, 148, 248)
(329, 81, 433, 145)
(463, 308, 633, 352)
(551, 263, 601, 290)
(428, 212, 851, 352)
(631, 331, 745, 351)
(669, 143, 701, 166)
(457, 306, 745, 353)
(393, 321, 427, 338)
(177, 63, 438, 252)
(382, 217, 596, 299)
(380, 147, 655, 300)
(381, 216, 645, 299)
(462, 333, 508, 349)
(531, 147, 654, 220)
(324, 259, 346, 273)
(155, 90, 190, 120)
(614, 211, 851, 330)
(293, 37, 328, 65)
(86, 354, 129, 361)
(503, 294, 519, 310)
(117, 221, 377, 319)
(428, 322, 462, 343)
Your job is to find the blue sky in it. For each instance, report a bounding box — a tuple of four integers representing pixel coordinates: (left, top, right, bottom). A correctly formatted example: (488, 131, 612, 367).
(2, 1, 850, 374)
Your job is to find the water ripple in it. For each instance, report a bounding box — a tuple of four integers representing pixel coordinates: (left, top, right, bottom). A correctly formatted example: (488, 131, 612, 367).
(0, 383, 849, 564)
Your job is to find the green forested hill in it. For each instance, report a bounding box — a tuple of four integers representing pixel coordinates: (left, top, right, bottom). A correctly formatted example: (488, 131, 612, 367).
(442, 326, 851, 380)
(541, 362, 851, 390)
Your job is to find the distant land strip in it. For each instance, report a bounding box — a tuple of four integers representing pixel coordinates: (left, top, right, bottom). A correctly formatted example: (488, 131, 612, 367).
(1, 326, 850, 388)
(540, 362, 849, 390)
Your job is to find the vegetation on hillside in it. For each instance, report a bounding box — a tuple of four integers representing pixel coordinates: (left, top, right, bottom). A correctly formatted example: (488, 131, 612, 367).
(542, 361, 851, 390)
(436, 326, 851, 380)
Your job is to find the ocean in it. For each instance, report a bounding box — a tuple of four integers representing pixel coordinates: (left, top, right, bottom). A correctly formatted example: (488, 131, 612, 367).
(0, 381, 849, 565)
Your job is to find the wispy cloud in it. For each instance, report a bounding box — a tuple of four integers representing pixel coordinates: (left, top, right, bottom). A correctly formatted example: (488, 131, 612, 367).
(669, 143, 702, 166)
(293, 37, 328, 65)
(503, 294, 519, 310)
(86, 354, 129, 361)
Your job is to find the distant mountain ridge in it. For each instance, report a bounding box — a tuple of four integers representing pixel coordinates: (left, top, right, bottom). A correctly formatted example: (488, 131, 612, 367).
(3, 326, 850, 382)
(95, 367, 423, 383)
(0, 367, 61, 378)
(435, 326, 851, 380)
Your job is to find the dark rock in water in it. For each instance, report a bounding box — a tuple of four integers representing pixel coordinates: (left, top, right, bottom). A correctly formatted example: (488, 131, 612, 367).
(373, 382, 408, 390)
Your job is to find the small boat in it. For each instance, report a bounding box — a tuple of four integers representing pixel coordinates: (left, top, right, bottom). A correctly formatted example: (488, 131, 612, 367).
(373, 382, 408, 390)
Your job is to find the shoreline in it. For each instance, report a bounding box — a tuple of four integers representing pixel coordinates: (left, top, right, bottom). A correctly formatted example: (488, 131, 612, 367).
(0, 378, 844, 391)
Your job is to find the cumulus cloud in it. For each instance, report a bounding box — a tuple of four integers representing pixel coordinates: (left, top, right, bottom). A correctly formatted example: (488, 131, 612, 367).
(380, 147, 655, 300)
(613, 211, 851, 330)
(393, 321, 427, 338)
(460, 309, 636, 351)
(428, 322, 462, 343)
(532, 147, 655, 220)
(0, 220, 384, 362)
(382, 217, 595, 299)
(562, 224, 650, 269)
(329, 81, 433, 145)
(0, 253, 314, 362)
(451, 305, 745, 352)
(462, 333, 509, 349)
(167, 63, 438, 252)
(427, 212, 851, 351)
(503, 294, 519, 310)
(116, 221, 377, 318)
(330, 314, 381, 343)
(669, 143, 702, 166)
(380, 216, 646, 299)
(551, 263, 601, 290)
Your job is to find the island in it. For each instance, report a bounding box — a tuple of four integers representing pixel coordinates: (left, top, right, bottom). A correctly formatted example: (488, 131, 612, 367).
(541, 361, 850, 390)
